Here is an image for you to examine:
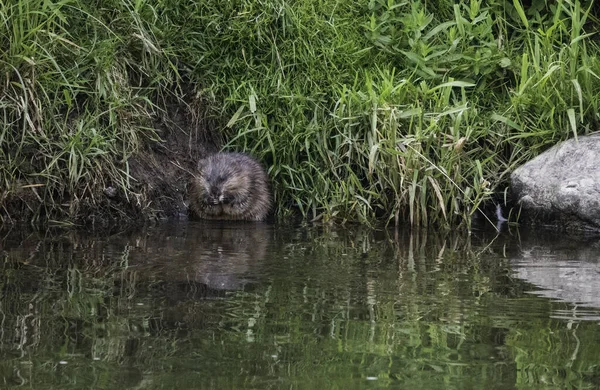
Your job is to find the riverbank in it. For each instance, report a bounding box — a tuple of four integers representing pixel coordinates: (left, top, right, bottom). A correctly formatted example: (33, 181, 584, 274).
(2, 1, 599, 228)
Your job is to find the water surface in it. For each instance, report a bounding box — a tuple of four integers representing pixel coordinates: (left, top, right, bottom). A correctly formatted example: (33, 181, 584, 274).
(1, 222, 599, 389)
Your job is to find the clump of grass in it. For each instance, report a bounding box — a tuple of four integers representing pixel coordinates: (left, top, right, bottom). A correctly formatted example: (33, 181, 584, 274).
(186, 0, 600, 227)
(2, 0, 600, 228)
(0, 0, 177, 223)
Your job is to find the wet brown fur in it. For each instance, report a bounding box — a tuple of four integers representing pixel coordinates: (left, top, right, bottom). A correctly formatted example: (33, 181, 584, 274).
(188, 152, 272, 221)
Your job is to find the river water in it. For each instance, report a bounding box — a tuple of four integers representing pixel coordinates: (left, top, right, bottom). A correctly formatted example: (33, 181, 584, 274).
(0, 221, 599, 389)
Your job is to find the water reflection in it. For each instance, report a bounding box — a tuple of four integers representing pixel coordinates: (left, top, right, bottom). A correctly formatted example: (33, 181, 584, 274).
(0, 223, 599, 389)
(126, 221, 271, 291)
(488, 229, 600, 320)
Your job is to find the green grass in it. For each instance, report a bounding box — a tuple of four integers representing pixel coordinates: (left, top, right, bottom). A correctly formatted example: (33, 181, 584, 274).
(0, 0, 178, 223)
(2, 0, 600, 227)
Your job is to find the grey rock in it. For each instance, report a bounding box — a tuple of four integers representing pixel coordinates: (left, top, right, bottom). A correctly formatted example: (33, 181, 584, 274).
(511, 135, 600, 231)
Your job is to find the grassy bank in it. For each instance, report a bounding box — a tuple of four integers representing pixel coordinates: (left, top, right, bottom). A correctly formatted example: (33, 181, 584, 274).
(2, 0, 600, 227)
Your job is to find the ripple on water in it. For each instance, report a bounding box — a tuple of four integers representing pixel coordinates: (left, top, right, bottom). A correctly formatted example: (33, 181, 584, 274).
(0, 223, 599, 389)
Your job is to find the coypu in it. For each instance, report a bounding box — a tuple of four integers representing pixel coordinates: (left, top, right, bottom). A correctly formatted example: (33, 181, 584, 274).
(188, 152, 272, 221)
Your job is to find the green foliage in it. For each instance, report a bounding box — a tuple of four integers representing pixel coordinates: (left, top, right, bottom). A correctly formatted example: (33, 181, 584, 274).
(2, 0, 600, 226)
(183, 0, 600, 226)
(0, 0, 174, 221)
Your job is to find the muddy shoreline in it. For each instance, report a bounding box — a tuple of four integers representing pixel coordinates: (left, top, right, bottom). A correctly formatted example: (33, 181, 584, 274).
(1, 99, 220, 230)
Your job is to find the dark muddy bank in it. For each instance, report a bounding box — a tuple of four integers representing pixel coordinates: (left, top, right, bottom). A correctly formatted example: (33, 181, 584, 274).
(2, 99, 219, 229)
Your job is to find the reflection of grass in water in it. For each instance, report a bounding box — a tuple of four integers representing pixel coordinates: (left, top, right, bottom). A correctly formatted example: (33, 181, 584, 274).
(211, 228, 594, 388)
(0, 227, 599, 388)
